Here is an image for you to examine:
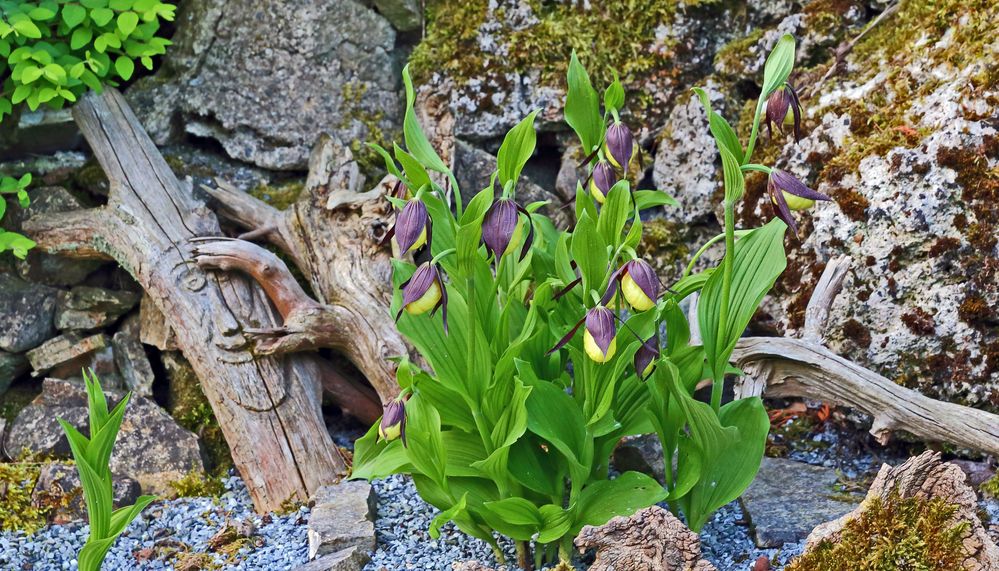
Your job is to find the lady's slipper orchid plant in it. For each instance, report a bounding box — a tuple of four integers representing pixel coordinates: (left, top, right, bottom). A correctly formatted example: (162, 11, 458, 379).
(354, 35, 827, 570)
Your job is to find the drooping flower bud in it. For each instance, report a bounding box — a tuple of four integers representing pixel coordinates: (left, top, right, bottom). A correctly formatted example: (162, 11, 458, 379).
(394, 199, 430, 254)
(604, 121, 634, 169)
(547, 306, 618, 364)
(397, 262, 449, 332)
(482, 198, 535, 261)
(378, 398, 406, 442)
(601, 259, 661, 312)
(765, 83, 802, 143)
(767, 169, 832, 235)
(589, 161, 617, 205)
(634, 336, 660, 381)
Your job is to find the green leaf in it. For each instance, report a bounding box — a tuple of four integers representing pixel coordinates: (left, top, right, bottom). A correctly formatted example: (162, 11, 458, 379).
(603, 72, 624, 114)
(480, 497, 542, 540)
(761, 34, 796, 98)
(698, 219, 787, 382)
(405, 393, 447, 486)
(393, 143, 431, 191)
(720, 144, 745, 205)
(0, 232, 36, 259)
(596, 179, 630, 247)
(20, 65, 42, 84)
(524, 380, 591, 471)
(691, 87, 744, 164)
(62, 4, 88, 28)
(633, 190, 678, 210)
(117, 12, 139, 36)
(71, 27, 93, 50)
(115, 56, 134, 80)
(538, 504, 572, 543)
(91, 7, 114, 26)
(12, 19, 42, 39)
(569, 210, 607, 300)
(429, 493, 467, 539)
(496, 110, 539, 190)
(565, 51, 604, 155)
(574, 471, 666, 533)
(350, 422, 412, 480)
(401, 65, 448, 174)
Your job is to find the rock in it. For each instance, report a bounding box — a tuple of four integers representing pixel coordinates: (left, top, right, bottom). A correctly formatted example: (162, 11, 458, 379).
(25, 333, 109, 375)
(613, 434, 666, 484)
(0, 108, 81, 157)
(372, 0, 421, 32)
(297, 546, 369, 571)
(575, 505, 718, 571)
(0, 351, 29, 396)
(128, 0, 401, 170)
(2, 186, 102, 287)
(307, 480, 376, 560)
(54, 286, 140, 331)
(30, 461, 141, 524)
(0, 273, 58, 353)
(796, 452, 999, 570)
(3, 378, 204, 495)
(112, 314, 155, 397)
(139, 293, 178, 351)
(740, 457, 860, 548)
(453, 139, 571, 228)
(951, 459, 997, 490)
(0, 418, 6, 459)
(452, 562, 496, 571)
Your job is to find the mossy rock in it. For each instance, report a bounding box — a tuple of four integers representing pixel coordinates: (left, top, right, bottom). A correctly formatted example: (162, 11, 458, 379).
(163, 353, 233, 476)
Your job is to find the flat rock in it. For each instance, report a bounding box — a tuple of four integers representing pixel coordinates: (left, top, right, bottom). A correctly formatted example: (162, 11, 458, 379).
(372, 0, 421, 32)
(3, 378, 203, 495)
(297, 546, 369, 571)
(740, 457, 860, 548)
(308, 480, 376, 560)
(0, 273, 58, 353)
(54, 286, 140, 331)
(0, 350, 29, 396)
(31, 461, 141, 524)
(25, 333, 109, 375)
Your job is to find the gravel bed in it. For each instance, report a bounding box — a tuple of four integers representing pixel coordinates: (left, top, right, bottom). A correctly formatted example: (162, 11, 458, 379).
(0, 477, 310, 570)
(698, 501, 804, 571)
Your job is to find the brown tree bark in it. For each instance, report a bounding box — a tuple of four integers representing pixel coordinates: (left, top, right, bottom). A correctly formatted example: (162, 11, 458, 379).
(23, 89, 347, 513)
(195, 135, 409, 404)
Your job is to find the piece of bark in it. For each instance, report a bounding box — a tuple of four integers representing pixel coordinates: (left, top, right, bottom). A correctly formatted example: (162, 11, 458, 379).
(139, 292, 178, 350)
(197, 134, 409, 403)
(23, 89, 347, 512)
(802, 452, 999, 570)
(575, 506, 718, 571)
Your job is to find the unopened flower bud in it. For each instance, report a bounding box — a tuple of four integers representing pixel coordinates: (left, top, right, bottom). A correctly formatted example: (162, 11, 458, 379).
(482, 198, 535, 261)
(765, 84, 802, 143)
(397, 262, 449, 332)
(395, 199, 430, 254)
(601, 259, 661, 312)
(604, 122, 634, 169)
(379, 399, 406, 442)
(589, 161, 617, 205)
(547, 306, 618, 364)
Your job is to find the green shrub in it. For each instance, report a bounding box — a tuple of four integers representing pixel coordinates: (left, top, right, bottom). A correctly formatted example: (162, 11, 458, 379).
(354, 35, 819, 568)
(0, 171, 34, 258)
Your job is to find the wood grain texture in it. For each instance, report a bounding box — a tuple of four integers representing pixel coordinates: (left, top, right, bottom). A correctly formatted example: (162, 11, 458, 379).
(24, 89, 347, 512)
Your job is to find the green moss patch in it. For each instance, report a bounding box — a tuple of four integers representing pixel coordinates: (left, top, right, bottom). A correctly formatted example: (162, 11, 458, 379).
(786, 491, 970, 570)
(0, 462, 47, 533)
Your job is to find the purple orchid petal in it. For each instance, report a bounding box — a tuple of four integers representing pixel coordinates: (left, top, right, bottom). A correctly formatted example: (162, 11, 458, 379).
(397, 262, 437, 320)
(605, 122, 634, 168)
(546, 315, 586, 355)
(768, 178, 799, 236)
(634, 336, 660, 381)
(625, 259, 661, 303)
(482, 199, 520, 259)
(600, 265, 627, 306)
(592, 161, 617, 195)
(787, 84, 803, 142)
(765, 88, 789, 139)
(770, 169, 832, 201)
(396, 200, 429, 253)
(514, 202, 535, 261)
(554, 276, 582, 300)
(585, 306, 617, 355)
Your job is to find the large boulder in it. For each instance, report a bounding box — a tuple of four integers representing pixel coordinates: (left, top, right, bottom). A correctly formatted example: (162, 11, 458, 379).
(128, 0, 402, 170)
(3, 378, 204, 494)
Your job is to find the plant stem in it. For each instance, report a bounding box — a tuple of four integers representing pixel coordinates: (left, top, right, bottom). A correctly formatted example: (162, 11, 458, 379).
(711, 199, 735, 414)
(516, 541, 533, 571)
(742, 100, 764, 166)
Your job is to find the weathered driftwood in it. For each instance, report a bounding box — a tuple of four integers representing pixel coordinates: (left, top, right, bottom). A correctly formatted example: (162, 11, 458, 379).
(575, 506, 718, 571)
(802, 451, 999, 570)
(23, 89, 346, 512)
(733, 256, 999, 457)
(194, 135, 405, 413)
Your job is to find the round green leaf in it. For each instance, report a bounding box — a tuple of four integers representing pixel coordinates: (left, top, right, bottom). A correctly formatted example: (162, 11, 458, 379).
(91, 7, 114, 26)
(71, 26, 93, 49)
(62, 4, 87, 28)
(118, 12, 139, 36)
(115, 56, 134, 80)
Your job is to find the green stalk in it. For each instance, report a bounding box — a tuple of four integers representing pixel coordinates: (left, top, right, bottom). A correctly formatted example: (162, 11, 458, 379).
(711, 199, 735, 414)
(742, 100, 765, 166)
